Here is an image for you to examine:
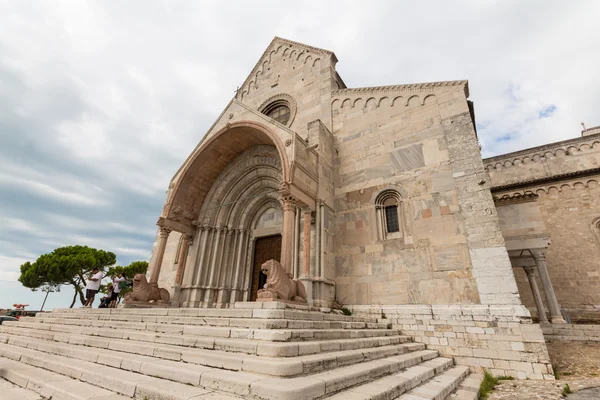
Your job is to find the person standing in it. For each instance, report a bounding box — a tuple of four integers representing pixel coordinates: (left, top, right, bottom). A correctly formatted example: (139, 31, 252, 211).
(110, 273, 125, 308)
(84, 268, 103, 307)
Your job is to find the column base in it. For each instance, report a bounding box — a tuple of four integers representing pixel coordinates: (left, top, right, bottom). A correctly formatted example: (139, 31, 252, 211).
(550, 316, 567, 324)
(171, 284, 182, 307)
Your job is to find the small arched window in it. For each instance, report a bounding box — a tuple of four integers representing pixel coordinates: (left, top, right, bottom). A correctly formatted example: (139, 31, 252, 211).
(375, 190, 403, 240)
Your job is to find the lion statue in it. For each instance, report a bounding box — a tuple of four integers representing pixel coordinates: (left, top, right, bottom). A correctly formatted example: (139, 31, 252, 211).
(123, 274, 170, 304)
(257, 259, 307, 303)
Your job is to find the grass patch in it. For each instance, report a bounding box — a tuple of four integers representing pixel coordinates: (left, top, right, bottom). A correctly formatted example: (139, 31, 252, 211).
(479, 371, 499, 399)
(341, 307, 352, 316)
(562, 383, 572, 397)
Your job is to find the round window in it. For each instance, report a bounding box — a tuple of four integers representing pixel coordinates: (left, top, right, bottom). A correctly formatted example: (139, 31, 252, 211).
(264, 104, 290, 125)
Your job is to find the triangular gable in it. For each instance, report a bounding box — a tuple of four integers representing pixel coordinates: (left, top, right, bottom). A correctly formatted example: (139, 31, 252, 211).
(236, 37, 337, 101)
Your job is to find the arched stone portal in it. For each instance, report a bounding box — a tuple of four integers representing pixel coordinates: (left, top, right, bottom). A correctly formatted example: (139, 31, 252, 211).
(146, 116, 332, 308)
(179, 145, 285, 307)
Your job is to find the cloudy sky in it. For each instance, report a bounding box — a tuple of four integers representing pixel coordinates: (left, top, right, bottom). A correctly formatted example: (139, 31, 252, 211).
(1, 1, 599, 310)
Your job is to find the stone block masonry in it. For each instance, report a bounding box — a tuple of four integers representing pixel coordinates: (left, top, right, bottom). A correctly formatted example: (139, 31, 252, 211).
(349, 304, 555, 380)
(543, 323, 600, 342)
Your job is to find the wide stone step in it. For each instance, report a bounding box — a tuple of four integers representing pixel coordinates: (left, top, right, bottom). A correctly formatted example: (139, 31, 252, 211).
(0, 329, 424, 377)
(0, 357, 132, 400)
(6, 319, 399, 342)
(0, 341, 440, 400)
(323, 357, 454, 399)
(0, 343, 242, 399)
(0, 323, 410, 357)
(447, 373, 481, 400)
(395, 365, 470, 399)
(25, 314, 386, 330)
(0, 375, 44, 400)
(42, 304, 377, 323)
(250, 349, 441, 400)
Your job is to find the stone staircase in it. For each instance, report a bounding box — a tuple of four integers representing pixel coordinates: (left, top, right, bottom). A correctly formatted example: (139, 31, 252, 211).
(0, 302, 477, 400)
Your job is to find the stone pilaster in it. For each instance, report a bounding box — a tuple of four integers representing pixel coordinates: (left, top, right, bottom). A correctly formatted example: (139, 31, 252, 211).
(174, 234, 192, 286)
(149, 226, 171, 285)
(279, 191, 297, 275)
(302, 209, 312, 277)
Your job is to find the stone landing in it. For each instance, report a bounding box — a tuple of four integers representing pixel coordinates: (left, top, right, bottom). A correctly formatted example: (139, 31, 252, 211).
(0, 302, 475, 400)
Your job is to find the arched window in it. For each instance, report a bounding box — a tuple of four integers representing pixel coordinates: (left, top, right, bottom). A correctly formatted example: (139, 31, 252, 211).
(375, 190, 403, 240)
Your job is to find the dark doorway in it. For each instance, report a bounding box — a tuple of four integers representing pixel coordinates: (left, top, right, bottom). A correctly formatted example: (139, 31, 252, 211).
(251, 235, 282, 301)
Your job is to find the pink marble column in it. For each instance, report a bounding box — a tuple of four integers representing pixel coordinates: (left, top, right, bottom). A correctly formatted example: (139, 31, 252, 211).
(302, 210, 312, 277)
(174, 234, 192, 286)
(531, 248, 566, 323)
(523, 266, 548, 324)
(149, 226, 171, 285)
(279, 193, 297, 275)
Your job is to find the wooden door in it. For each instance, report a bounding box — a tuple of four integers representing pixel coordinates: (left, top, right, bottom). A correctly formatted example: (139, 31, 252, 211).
(251, 235, 282, 301)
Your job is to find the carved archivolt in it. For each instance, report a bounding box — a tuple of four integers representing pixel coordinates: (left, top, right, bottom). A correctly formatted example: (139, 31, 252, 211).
(484, 139, 600, 171)
(493, 177, 599, 199)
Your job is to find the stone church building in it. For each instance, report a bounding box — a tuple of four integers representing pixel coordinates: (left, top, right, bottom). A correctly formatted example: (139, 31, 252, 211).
(144, 37, 599, 377)
(5, 38, 600, 399)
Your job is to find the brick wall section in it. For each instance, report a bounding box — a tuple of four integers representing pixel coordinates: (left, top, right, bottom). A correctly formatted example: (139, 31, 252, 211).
(349, 304, 554, 380)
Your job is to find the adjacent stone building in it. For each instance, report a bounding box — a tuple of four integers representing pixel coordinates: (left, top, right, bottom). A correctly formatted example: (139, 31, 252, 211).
(141, 37, 600, 378)
(487, 125, 600, 323)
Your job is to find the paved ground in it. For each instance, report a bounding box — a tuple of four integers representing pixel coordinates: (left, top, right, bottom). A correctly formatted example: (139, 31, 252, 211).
(569, 387, 600, 400)
(488, 342, 600, 400)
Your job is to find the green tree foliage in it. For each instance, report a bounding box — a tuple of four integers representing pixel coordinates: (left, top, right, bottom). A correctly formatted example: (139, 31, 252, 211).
(19, 246, 116, 308)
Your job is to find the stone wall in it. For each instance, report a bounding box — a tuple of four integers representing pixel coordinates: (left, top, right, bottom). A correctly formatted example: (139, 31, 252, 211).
(485, 133, 600, 189)
(332, 82, 520, 306)
(542, 323, 600, 342)
(349, 304, 554, 380)
(504, 181, 600, 320)
(236, 38, 337, 137)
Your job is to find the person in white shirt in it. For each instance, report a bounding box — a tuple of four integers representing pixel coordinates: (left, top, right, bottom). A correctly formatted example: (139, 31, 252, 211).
(84, 268, 103, 307)
(110, 273, 125, 308)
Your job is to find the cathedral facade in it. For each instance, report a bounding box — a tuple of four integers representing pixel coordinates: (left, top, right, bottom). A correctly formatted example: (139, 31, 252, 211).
(147, 38, 600, 326)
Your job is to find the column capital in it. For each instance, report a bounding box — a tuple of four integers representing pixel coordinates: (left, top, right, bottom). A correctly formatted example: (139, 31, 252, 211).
(530, 248, 546, 261)
(279, 194, 297, 212)
(159, 226, 172, 238)
(182, 233, 193, 244)
(523, 266, 536, 276)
